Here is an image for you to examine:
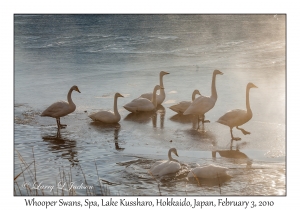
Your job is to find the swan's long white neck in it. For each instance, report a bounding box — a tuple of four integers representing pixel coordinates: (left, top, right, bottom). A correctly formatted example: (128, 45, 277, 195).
(211, 72, 218, 100)
(246, 86, 252, 116)
(151, 88, 158, 107)
(113, 94, 120, 117)
(168, 149, 177, 161)
(159, 73, 165, 97)
(67, 88, 75, 106)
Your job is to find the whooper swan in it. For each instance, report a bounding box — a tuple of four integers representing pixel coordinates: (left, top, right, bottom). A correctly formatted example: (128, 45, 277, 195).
(41, 85, 81, 129)
(139, 71, 169, 105)
(187, 164, 228, 179)
(149, 148, 181, 177)
(123, 85, 160, 113)
(169, 89, 201, 114)
(89, 92, 124, 123)
(183, 70, 223, 129)
(217, 82, 258, 141)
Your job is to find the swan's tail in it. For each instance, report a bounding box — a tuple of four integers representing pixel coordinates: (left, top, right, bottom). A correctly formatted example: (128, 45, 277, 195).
(216, 118, 228, 126)
(123, 105, 136, 113)
(169, 105, 179, 113)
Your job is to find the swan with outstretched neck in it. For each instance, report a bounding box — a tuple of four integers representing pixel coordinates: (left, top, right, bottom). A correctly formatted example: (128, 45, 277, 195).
(183, 70, 223, 129)
(123, 85, 160, 113)
(217, 82, 258, 141)
(89, 92, 124, 123)
(169, 89, 201, 114)
(149, 148, 181, 176)
(139, 71, 169, 105)
(41, 85, 81, 129)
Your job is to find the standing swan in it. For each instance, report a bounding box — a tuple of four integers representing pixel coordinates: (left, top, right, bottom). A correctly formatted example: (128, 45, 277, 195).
(89, 93, 124, 123)
(149, 148, 181, 176)
(169, 89, 201, 114)
(217, 82, 258, 141)
(41, 85, 81, 129)
(183, 70, 223, 129)
(139, 71, 169, 105)
(123, 85, 160, 113)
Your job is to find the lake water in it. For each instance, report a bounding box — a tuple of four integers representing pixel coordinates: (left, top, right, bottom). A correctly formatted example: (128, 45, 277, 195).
(14, 14, 285, 196)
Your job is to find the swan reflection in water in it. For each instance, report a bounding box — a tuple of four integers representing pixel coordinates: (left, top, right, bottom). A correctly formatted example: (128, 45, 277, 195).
(170, 114, 208, 131)
(42, 129, 78, 165)
(212, 146, 252, 167)
(124, 105, 165, 128)
(89, 122, 124, 151)
(169, 113, 198, 124)
(114, 126, 124, 151)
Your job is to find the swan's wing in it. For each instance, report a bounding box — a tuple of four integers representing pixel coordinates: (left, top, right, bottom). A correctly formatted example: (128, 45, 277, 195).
(89, 110, 117, 122)
(140, 92, 164, 105)
(169, 101, 191, 113)
(124, 98, 154, 112)
(150, 161, 181, 176)
(188, 165, 228, 179)
(41, 101, 71, 118)
(158, 161, 181, 176)
(217, 109, 249, 127)
(183, 96, 215, 115)
(139, 92, 152, 101)
(149, 160, 166, 175)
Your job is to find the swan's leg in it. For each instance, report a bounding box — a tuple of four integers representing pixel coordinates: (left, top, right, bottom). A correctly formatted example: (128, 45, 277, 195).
(230, 128, 241, 141)
(56, 128, 61, 139)
(57, 118, 67, 129)
(56, 118, 60, 129)
(198, 115, 210, 131)
(202, 115, 210, 124)
(197, 116, 200, 130)
(236, 126, 250, 135)
(201, 115, 210, 125)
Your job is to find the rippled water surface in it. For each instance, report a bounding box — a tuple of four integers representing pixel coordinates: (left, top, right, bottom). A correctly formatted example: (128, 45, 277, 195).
(14, 14, 285, 196)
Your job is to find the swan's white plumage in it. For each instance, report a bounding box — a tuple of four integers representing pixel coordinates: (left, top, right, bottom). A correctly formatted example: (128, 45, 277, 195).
(187, 164, 228, 179)
(217, 109, 248, 127)
(124, 85, 160, 113)
(41, 85, 81, 128)
(183, 95, 215, 116)
(89, 92, 123, 123)
(169, 89, 201, 114)
(217, 82, 257, 140)
(42, 101, 75, 118)
(149, 148, 181, 176)
(139, 71, 169, 105)
(183, 70, 223, 118)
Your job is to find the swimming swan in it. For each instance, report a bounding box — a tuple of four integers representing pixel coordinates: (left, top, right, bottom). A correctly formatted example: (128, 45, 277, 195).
(183, 70, 223, 129)
(169, 89, 201, 114)
(89, 92, 124, 123)
(139, 71, 169, 105)
(217, 82, 258, 141)
(149, 148, 181, 176)
(123, 85, 160, 113)
(187, 164, 228, 179)
(41, 85, 81, 129)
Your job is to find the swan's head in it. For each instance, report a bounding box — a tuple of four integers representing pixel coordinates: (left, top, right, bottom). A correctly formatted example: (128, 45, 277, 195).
(170, 148, 179, 157)
(154, 85, 161, 92)
(193, 89, 201, 96)
(115, 92, 124, 98)
(247, 83, 258, 89)
(213, 69, 223, 75)
(71, 85, 81, 93)
(160, 71, 170, 77)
